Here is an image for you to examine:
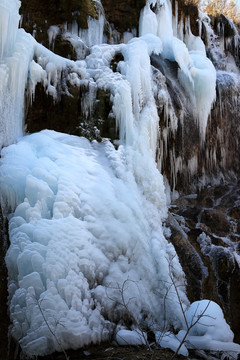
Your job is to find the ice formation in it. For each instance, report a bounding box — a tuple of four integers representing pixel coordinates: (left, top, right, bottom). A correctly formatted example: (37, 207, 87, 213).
(0, 0, 35, 149)
(115, 329, 147, 346)
(0, 0, 239, 357)
(139, 0, 216, 142)
(186, 300, 234, 341)
(1, 130, 188, 356)
(156, 300, 240, 357)
(0, 0, 188, 356)
(54, 0, 107, 60)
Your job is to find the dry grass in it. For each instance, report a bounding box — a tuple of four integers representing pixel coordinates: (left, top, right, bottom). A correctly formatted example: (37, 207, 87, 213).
(203, 0, 240, 25)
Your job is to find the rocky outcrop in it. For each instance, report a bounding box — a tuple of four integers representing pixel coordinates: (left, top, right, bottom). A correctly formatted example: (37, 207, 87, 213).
(167, 183, 240, 342)
(20, 0, 97, 45)
(152, 52, 240, 192)
(101, 0, 146, 33)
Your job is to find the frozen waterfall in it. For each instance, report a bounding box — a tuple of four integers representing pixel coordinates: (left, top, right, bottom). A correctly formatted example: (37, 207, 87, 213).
(0, 0, 239, 357)
(0, 0, 35, 149)
(0, 0, 187, 356)
(139, 0, 216, 142)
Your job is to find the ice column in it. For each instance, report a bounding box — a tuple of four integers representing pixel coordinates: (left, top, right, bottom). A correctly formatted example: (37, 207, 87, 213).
(139, 0, 216, 142)
(0, 0, 35, 149)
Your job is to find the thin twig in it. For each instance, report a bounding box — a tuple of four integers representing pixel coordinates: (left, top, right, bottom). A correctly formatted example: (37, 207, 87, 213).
(33, 296, 69, 360)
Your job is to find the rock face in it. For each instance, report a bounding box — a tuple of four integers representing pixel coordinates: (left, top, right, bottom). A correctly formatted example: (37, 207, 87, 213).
(101, 0, 146, 33)
(167, 183, 240, 342)
(20, 0, 97, 45)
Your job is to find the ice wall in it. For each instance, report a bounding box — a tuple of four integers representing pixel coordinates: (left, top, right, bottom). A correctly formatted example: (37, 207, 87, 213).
(1, 130, 188, 356)
(0, 0, 35, 149)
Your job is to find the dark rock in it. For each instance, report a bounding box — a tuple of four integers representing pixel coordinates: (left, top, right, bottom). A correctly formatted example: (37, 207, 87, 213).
(201, 209, 230, 236)
(213, 185, 230, 199)
(238, 221, 240, 234)
(230, 266, 240, 343)
(174, 0, 199, 36)
(229, 207, 240, 219)
(210, 236, 228, 247)
(219, 14, 237, 37)
(26, 80, 116, 143)
(54, 36, 78, 60)
(101, 0, 145, 33)
(200, 196, 214, 208)
(167, 214, 206, 302)
(20, 0, 97, 39)
(215, 248, 235, 281)
(110, 52, 124, 73)
(177, 206, 201, 222)
(20, 0, 97, 60)
(171, 183, 240, 343)
(26, 83, 82, 135)
(36, 343, 187, 360)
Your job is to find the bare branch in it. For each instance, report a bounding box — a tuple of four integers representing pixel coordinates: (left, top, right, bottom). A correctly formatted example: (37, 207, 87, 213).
(31, 295, 69, 360)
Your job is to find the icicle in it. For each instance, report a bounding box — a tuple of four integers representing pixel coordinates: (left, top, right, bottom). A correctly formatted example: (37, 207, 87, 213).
(47, 25, 60, 51)
(0, 0, 35, 149)
(139, 2, 158, 36)
(141, 0, 216, 143)
(0, 0, 20, 58)
(78, 0, 107, 46)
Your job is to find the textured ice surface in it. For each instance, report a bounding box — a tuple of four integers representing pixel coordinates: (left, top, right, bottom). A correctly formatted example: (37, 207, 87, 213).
(1, 131, 187, 356)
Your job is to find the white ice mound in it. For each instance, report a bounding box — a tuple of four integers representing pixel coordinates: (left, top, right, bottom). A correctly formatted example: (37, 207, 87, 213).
(156, 300, 240, 358)
(186, 300, 233, 342)
(183, 300, 240, 357)
(115, 329, 147, 346)
(0, 130, 187, 356)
